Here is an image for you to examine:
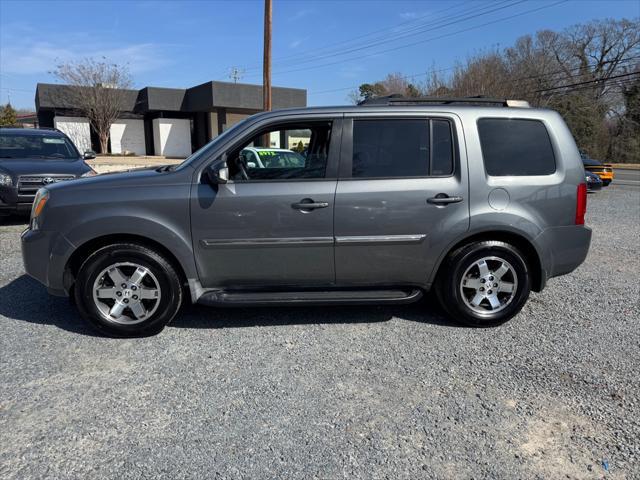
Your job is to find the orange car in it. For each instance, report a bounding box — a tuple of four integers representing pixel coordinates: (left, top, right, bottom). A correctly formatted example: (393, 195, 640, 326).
(581, 152, 614, 186)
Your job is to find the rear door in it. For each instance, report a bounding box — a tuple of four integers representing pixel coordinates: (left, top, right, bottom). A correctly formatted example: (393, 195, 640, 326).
(334, 114, 469, 287)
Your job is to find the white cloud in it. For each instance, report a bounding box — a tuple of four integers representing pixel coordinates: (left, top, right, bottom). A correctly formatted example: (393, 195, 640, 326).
(399, 12, 418, 19)
(339, 64, 365, 79)
(0, 41, 171, 75)
(289, 37, 310, 49)
(0, 22, 172, 76)
(289, 9, 313, 21)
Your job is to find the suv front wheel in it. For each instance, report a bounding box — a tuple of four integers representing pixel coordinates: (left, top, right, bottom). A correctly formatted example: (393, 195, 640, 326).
(74, 243, 183, 337)
(436, 241, 531, 327)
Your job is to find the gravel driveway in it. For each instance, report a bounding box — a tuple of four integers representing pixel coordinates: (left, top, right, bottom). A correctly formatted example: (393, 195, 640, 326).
(1, 185, 638, 479)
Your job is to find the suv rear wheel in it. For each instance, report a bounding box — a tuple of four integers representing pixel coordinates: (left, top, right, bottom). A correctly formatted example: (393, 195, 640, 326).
(74, 243, 183, 337)
(436, 241, 531, 327)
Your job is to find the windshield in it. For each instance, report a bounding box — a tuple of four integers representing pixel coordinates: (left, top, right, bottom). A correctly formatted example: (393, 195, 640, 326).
(0, 133, 79, 160)
(253, 150, 306, 168)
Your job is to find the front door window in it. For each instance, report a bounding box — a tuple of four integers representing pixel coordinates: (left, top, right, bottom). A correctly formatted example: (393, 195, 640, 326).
(228, 123, 332, 181)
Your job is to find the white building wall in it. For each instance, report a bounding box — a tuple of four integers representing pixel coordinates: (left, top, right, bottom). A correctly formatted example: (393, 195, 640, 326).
(54, 116, 92, 153)
(152, 118, 191, 158)
(110, 119, 146, 155)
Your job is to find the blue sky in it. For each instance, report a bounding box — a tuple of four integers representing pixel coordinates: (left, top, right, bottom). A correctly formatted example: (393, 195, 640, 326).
(0, 0, 638, 109)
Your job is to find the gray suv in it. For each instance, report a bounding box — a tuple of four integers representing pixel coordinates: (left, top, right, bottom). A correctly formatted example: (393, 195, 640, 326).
(21, 98, 592, 337)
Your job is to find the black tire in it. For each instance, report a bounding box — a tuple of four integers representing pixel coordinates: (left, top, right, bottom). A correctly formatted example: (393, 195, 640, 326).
(74, 243, 183, 337)
(435, 241, 531, 327)
(602, 180, 611, 186)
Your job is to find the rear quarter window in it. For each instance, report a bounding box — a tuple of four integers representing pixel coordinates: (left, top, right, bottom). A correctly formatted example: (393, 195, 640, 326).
(477, 118, 556, 176)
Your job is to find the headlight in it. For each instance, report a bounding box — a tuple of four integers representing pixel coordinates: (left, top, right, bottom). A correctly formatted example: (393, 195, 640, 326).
(81, 169, 97, 177)
(585, 175, 591, 182)
(31, 189, 50, 228)
(0, 173, 12, 186)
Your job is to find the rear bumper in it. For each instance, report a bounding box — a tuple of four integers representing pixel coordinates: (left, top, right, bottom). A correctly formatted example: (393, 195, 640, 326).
(535, 225, 592, 281)
(21, 228, 75, 296)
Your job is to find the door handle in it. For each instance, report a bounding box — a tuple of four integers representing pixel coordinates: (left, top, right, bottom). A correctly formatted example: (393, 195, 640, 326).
(291, 200, 330, 211)
(427, 194, 463, 205)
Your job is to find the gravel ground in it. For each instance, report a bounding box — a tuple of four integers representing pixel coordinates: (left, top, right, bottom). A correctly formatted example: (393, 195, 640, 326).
(1, 185, 639, 479)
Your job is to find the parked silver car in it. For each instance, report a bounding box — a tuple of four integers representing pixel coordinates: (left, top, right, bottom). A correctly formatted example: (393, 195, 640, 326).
(21, 97, 591, 336)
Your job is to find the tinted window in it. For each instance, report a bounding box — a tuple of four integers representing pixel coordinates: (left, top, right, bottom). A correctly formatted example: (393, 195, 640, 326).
(352, 119, 454, 178)
(431, 119, 454, 175)
(352, 120, 429, 178)
(478, 119, 556, 176)
(229, 122, 331, 181)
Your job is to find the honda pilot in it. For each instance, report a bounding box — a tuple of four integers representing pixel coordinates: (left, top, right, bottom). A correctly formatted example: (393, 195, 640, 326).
(21, 97, 592, 337)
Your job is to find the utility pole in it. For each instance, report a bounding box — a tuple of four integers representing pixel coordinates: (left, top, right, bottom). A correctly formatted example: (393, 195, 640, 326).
(263, 0, 272, 112)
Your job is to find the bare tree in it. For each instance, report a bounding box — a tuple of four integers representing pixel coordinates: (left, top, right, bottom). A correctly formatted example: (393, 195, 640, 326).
(350, 72, 422, 103)
(51, 58, 133, 154)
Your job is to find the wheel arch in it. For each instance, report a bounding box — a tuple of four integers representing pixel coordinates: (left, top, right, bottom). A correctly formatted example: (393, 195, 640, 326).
(431, 230, 545, 292)
(64, 234, 189, 296)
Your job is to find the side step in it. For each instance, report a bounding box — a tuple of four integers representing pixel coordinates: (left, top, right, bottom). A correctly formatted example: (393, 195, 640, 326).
(197, 288, 423, 307)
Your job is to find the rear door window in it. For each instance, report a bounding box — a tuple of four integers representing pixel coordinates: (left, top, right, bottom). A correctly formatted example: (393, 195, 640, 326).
(351, 118, 454, 178)
(477, 118, 556, 176)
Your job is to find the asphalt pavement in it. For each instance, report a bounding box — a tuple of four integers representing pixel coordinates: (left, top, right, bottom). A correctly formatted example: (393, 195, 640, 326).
(614, 168, 640, 188)
(1, 184, 639, 479)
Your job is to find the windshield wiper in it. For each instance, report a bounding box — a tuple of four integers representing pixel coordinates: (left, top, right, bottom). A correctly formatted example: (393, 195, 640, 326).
(0, 155, 15, 158)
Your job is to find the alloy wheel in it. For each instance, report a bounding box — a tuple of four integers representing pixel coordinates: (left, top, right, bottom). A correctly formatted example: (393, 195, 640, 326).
(92, 262, 161, 325)
(459, 256, 518, 315)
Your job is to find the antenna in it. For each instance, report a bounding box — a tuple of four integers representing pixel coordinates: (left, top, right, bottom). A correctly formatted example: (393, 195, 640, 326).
(229, 67, 245, 84)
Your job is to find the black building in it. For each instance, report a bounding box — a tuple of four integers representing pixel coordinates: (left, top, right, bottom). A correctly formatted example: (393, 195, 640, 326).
(35, 81, 307, 156)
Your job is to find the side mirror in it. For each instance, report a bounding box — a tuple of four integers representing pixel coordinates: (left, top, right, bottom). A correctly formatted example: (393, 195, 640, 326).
(247, 162, 257, 169)
(83, 150, 96, 160)
(204, 164, 228, 185)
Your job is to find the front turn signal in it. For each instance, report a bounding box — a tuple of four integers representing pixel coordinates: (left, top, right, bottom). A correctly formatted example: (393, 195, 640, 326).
(32, 189, 50, 219)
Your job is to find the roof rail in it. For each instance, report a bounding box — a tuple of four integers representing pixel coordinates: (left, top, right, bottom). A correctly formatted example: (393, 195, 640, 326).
(358, 94, 530, 108)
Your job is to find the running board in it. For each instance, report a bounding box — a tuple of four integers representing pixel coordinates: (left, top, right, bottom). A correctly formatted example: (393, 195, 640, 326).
(197, 288, 423, 307)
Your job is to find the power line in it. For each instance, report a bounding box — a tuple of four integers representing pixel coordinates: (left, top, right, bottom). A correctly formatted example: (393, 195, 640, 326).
(239, 0, 520, 76)
(254, 0, 568, 80)
(242, 0, 527, 79)
(0, 86, 33, 93)
(534, 72, 640, 93)
(214, 0, 474, 77)
(309, 54, 640, 97)
(270, 0, 526, 73)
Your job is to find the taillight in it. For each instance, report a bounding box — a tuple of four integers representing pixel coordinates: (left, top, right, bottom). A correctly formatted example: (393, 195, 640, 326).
(575, 183, 587, 225)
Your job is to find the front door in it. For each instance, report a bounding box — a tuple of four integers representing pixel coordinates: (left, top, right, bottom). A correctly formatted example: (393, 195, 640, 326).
(334, 116, 469, 286)
(191, 119, 340, 288)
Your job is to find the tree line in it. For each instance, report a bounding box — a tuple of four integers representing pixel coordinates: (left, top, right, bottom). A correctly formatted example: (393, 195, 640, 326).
(351, 18, 640, 163)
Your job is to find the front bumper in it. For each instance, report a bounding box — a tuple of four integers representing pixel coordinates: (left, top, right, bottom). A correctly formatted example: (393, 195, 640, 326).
(21, 228, 75, 296)
(0, 185, 37, 214)
(0, 202, 32, 215)
(585, 168, 613, 182)
(586, 180, 602, 192)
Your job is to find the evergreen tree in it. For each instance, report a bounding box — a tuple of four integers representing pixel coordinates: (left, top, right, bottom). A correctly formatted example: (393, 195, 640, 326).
(0, 103, 17, 126)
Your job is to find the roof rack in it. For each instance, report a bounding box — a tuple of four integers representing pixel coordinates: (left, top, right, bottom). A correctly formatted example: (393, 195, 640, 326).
(358, 94, 530, 108)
